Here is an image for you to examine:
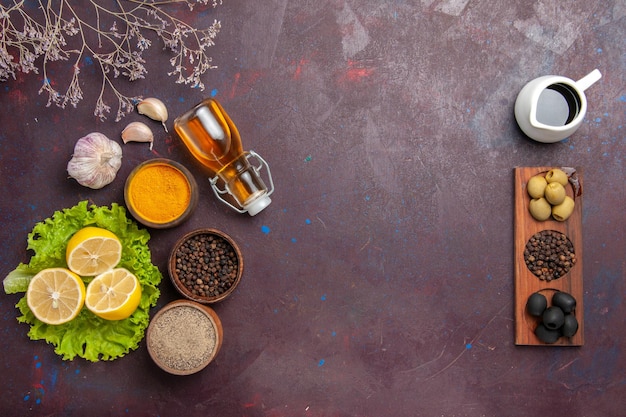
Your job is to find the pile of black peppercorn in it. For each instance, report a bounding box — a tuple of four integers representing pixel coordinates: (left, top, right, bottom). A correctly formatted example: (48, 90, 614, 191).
(524, 230, 576, 281)
(174, 233, 239, 299)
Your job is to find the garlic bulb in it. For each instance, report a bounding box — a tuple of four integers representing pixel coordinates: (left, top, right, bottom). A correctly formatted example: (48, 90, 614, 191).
(67, 132, 123, 189)
(137, 97, 168, 132)
(121, 121, 154, 150)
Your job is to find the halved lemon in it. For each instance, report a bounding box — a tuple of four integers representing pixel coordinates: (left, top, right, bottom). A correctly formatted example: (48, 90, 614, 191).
(26, 268, 86, 325)
(66, 227, 122, 276)
(85, 268, 141, 320)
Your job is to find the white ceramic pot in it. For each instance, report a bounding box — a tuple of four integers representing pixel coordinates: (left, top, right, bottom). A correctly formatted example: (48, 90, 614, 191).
(514, 69, 601, 143)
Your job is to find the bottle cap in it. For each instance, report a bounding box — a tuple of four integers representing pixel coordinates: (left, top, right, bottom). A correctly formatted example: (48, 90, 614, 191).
(244, 194, 272, 216)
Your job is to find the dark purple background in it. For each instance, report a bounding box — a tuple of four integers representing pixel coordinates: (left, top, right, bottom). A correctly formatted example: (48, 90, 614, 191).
(1, 1, 624, 416)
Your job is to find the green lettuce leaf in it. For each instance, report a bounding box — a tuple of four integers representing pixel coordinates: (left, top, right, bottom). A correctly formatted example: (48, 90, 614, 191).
(7, 201, 162, 361)
(3, 266, 36, 294)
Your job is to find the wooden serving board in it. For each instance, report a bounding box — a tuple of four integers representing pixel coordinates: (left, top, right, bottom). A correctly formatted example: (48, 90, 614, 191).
(514, 167, 584, 346)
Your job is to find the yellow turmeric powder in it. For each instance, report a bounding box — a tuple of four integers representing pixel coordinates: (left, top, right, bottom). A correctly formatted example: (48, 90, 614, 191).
(127, 162, 191, 224)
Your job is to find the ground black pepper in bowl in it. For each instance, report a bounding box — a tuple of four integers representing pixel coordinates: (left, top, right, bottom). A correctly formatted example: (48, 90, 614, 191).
(168, 229, 243, 303)
(146, 300, 223, 375)
(524, 230, 576, 281)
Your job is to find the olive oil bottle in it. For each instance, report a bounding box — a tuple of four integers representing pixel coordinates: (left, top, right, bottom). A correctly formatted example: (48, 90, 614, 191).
(174, 99, 273, 215)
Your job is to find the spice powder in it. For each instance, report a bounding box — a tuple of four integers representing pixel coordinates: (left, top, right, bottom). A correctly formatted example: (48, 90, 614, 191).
(148, 305, 217, 372)
(128, 163, 191, 224)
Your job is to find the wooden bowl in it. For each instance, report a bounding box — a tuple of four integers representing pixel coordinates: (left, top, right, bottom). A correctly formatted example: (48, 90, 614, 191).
(168, 229, 243, 303)
(124, 158, 198, 229)
(146, 300, 223, 375)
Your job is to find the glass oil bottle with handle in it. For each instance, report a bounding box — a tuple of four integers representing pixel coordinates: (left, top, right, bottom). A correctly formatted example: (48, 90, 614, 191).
(174, 98, 274, 216)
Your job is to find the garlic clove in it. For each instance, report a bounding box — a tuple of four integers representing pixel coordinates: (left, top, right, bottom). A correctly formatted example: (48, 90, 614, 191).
(67, 132, 123, 189)
(122, 121, 154, 150)
(137, 97, 168, 132)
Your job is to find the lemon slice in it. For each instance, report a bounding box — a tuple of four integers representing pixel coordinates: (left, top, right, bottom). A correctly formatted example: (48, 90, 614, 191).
(85, 268, 141, 320)
(26, 268, 86, 325)
(66, 227, 122, 276)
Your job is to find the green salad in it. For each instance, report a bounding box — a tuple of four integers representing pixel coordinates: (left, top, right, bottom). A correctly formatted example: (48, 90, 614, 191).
(3, 201, 162, 361)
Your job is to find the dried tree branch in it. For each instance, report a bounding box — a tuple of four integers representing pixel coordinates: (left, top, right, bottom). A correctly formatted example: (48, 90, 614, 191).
(0, 0, 222, 121)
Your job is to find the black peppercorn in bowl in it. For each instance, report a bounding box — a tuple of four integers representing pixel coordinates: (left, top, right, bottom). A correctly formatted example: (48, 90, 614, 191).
(168, 228, 243, 303)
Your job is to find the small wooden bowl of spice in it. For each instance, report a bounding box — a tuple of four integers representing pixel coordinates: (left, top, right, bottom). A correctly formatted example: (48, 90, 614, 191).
(146, 300, 223, 375)
(168, 228, 243, 303)
(124, 158, 198, 228)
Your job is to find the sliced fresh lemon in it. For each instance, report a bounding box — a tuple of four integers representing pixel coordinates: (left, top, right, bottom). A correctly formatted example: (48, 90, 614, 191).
(85, 268, 141, 320)
(26, 268, 86, 325)
(66, 227, 122, 276)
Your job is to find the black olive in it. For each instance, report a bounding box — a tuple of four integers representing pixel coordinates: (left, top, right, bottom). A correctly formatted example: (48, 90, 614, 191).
(552, 291, 577, 313)
(526, 292, 547, 316)
(535, 323, 560, 344)
(561, 314, 579, 338)
(542, 306, 565, 330)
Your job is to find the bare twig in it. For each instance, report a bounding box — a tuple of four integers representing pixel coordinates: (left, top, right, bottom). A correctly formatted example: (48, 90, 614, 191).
(0, 0, 222, 121)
